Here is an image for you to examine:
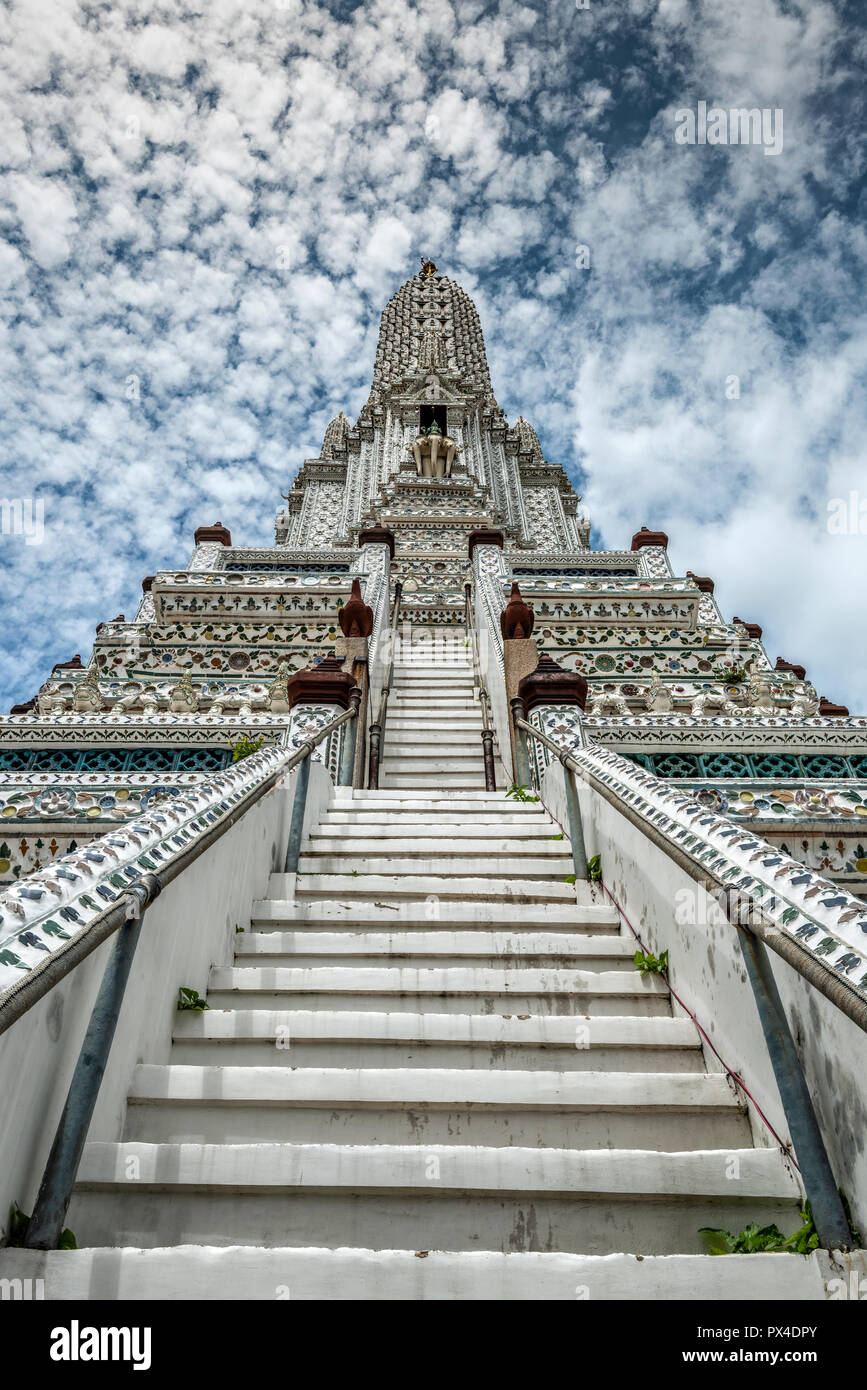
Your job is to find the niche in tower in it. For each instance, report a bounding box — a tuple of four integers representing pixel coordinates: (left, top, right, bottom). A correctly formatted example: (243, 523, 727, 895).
(419, 405, 449, 434)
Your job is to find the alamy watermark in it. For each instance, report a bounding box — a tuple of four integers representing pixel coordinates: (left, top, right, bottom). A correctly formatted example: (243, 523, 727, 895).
(827, 492, 867, 535)
(675, 102, 783, 157)
(1, 498, 44, 546)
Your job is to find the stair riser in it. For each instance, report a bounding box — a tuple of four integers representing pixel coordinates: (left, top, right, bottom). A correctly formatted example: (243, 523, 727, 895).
(236, 932, 631, 956)
(205, 990, 671, 1016)
(296, 858, 575, 876)
(251, 904, 619, 929)
(169, 1039, 706, 1071)
(380, 778, 487, 789)
(67, 1190, 798, 1258)
(3, 1247, 829, 1301)
(311, 824, 557, 838)
(121, 1104, 752, 1151)
(383, 732, 483, 743)
(232, 954, 637, 971)
(294, 878, 579, 900)
(299, 839, 572, 854)
(324, 807, 540, 818)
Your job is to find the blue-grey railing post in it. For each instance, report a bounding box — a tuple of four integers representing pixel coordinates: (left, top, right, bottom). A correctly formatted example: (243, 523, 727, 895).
(368, 580, 402, 789)
(510, 697, 531, 788)
(725, 889, 853, 1251)
(464, 581, 496, 791)
(283, 742, 314, 873)
(338, 687, 362, 786)
(24, 874, 161, 1249)
(560, 757, 589, 881)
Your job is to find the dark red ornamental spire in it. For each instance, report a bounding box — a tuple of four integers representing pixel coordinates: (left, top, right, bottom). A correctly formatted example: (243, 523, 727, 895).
(338, 579, 374, 638)
(500, 583, 535, 640)
(630, 526, 669, 551)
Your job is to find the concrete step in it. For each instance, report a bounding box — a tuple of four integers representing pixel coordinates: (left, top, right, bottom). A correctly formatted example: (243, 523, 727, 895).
(310, 820, 559, 839)
(171, 1009, 704, 1071)
(330, 795, 525, 806)
(380, 750, 483, 761)
(380, 752, 484, 765)
(389, 698, 477, 710)
(292, 873, 582, 902)
(386, 723, 483, 735)
(0, 1245, 835, 1300)
(320, 809, 547, 823)
(234, 930, 630, 958)
(384, 730, 483, 746)
(205, 965, 670, 1017)
(251, 899, 620, 931)
(381, 776, 488, 789)
(393, 671, 475, 682)
(69, 1143, 799, 1256)
(296, 855, 574, 877)
(121, 1065, 751, 1149)
(232, 931, 635, 971)
(299, 840, 573, 859)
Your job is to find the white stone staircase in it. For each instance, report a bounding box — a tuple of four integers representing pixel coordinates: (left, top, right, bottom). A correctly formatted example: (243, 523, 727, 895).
(55, 739, 820, 1297)
(381, 647, 496, 789)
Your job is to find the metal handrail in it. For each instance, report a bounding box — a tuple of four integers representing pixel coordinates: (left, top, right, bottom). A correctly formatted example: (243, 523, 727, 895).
(464, 580, 496, 791)
(512, 709, 854, 1252)
(16, 693, 361, 1250)
(367, 580, 402, 789)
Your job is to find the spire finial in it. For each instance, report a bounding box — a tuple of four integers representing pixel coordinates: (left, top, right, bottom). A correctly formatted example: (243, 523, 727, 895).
(420, 256, 437, 277)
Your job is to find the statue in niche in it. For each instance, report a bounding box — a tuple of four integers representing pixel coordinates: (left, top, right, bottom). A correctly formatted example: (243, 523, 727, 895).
(408, 420, 462, 479)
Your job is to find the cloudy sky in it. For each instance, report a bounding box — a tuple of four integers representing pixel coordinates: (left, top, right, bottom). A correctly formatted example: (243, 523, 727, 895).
(0, 0, 864, 710)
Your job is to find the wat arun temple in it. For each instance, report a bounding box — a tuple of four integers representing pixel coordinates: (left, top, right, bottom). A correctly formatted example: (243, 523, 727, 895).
(1, 263, 866, 1301)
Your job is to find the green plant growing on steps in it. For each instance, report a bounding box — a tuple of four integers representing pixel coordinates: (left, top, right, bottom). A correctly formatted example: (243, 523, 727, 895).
(6, 1201, 77, 1250)
(634, 948, 669, 977)
(177, 986, 210, 1012)
(506, 783, 539, 803)
(699, 1202, 818, 1256)
(229, 735, 265, 763)
(587, 854, 602, 882)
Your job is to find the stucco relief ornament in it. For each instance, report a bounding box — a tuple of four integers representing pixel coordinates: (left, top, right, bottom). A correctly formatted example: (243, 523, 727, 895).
(73, 663, 102, 713)
(644, 675, 673, 713)
(266, 662, 291, 714)
(590, 686, 630, 716)
(746, 661, 776, 714)
(791, 681, 820, 718)
(275, 507, 290, 545)
(170, 670, 198, 714)
(691, 688, 740, 717)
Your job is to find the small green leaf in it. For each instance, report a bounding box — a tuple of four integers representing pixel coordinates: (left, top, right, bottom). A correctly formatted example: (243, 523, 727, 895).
(698, 1227, 736, 1256)
(177, 986, 210, 1012)
(634, 948, 669, 977)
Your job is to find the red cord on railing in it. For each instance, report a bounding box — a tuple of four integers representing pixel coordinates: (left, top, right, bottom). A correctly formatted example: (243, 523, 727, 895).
(529, 779, 798, 1168)
(597, 876, 798, 1169)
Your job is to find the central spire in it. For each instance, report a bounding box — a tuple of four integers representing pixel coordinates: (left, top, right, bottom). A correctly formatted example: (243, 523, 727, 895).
(365, 264, 495, 409)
